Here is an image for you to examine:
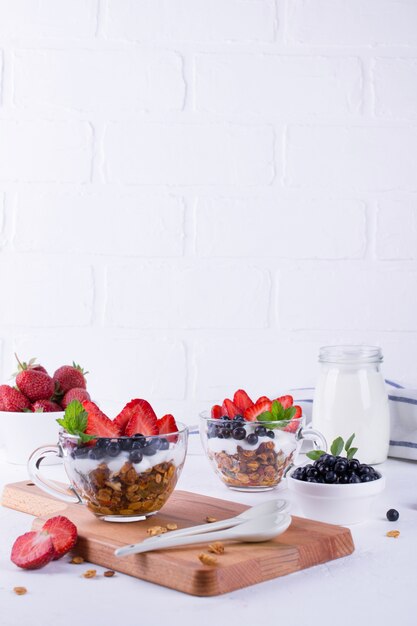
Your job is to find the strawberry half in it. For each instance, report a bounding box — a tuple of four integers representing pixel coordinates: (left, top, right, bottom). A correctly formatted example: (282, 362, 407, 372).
(113, 399, 143, 434)
(124, 399, 158, 437)
(244, 400, 272, 422)
(42, 516, 78, 560)
(157, 414, 178, 434)
(275, 395, 293, 409)
(11, 531, 55, 570)
(284, 405, 302, 432)
(82, 401, 121, 438)
(211, 404, 223, 419)
(222, 398, 241, 419)
(233, 389, 254, 413)
(256, 395, 270, 404)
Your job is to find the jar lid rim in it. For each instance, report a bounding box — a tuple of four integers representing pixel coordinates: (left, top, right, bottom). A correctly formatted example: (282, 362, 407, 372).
(319, 345, 383, 363)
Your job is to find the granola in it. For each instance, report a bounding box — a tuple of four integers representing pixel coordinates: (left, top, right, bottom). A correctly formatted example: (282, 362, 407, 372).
(198, 553, 218, 566)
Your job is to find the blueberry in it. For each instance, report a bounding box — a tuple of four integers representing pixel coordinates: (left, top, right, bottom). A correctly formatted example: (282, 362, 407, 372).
(95, 438, 110, 448)
(326, 456, 337, 469)
(159, 438, 169, 450)
(129, 449, 143, 464)
(338, 473, 350, 484)
(208, 424, 218, 439)
(88, 447, 105, 460)
(358, 465, 371, 476)
(217, 433, 224, 439)
(292, 467, 306, 481)
(142, 443, 157, 456)
(306, 477, 318, 483)
(266, 430, 275, 439)
(348, 473, 361, 484)
(360, 474, 373, 482)
(120, 438, 133, 451)
(151, 437, 163, 450)
(232, 427, 246, 440)
(246, 433, 258, 446)
(221, 415, 230, 421)
(222, 429, 231, 439)
(254, 426, 267, 437)
(74, 447, 89, 459)
(348, 459, 360, 471)
(132, 439, 145, 450)
(107, 441, 121, 457)
(334, 460, 348, 475)
(233, 414, 244, 421)
(306, 468, 319, 479)
(386, 509, 399, 522)
(133, 433, 144, 438)
(325, 471, 337, 483)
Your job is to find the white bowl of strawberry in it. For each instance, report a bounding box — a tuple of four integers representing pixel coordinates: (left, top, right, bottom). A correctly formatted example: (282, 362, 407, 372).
(200, 389, 326, 492)
(28, 398, 188, 521)
(0, 357, 91, 465)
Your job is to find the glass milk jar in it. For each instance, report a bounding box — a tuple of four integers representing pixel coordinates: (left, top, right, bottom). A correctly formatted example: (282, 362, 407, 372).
(312, 346, 390, 464)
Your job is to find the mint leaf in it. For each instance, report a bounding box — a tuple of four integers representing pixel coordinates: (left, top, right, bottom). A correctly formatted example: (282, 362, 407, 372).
(56, 399, 96, 441)
(306, 449, 326, 461)
(346, 447, 358, 460)
(283, 406, 297, 421)
(345, 433, 355, 452)
(270, 401, 284, 420)
(258, 411, 274, 422)
(330, 436, 344, 456)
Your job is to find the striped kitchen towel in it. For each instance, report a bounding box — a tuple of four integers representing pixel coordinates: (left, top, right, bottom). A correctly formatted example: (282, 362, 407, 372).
(291, 380, 417, 462)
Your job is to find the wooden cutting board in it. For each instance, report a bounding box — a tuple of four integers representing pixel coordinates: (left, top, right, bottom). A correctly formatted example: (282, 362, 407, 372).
(2, 481, 354, 596)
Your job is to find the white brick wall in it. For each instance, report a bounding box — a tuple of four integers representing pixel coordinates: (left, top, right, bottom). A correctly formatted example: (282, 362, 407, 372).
(0, 0, 417, 418)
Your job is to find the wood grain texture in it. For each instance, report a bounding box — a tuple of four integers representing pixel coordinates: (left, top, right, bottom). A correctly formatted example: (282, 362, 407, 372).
(2, 481, 354, 596)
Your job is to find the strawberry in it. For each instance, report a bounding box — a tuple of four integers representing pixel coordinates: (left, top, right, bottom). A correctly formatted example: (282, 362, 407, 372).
(82, 401, 121, 438)
(211, 404, 223, 419)
(256, 395, 270, 404)
(244, 400, 272, 422)
(275, 395, 293, 409)
(14, 355, 48, 376)
(16, 370, 55, 402)
(32, 400, 63, 413)
(124, 399, 158, 437)
(53, 363, 87, 395)
(0, 385, 31, 412)
(11, 531, 55, 570)
(113, 399, 143, 434)
(233, 389, 254, 413)
(222, 399, 241, 419)
(284, 405, 302, 433)
(42, 516, 77, 560)
(157, 414, 178, 435)
(61, 387, 91, 409)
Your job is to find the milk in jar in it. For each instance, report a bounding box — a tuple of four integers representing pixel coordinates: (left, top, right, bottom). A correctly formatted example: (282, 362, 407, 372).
(312, 346, 390, 464)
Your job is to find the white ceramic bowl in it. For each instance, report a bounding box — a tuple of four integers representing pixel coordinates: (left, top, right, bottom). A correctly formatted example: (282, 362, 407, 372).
(0, 410, 64, 465)
(287, 473, 386, 525)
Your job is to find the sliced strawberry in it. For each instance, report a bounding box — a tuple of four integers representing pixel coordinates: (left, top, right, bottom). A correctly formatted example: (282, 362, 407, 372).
(284, 406, 302, 432)
(42, 516, 78, 560)
(113, 399, 143, 434)
(11, 531, 55, 570)
(222, 398, 241, 419)
(82, 401, 121, 438)
(256, 395, 271, 404)
(211, 404, 223, 419)
(244, 400, 272, 422)
(275, 395, 293, 409)
(157, 414, 178, 439)
(124, 399, 158, 437)
(233, 389, 254, 412)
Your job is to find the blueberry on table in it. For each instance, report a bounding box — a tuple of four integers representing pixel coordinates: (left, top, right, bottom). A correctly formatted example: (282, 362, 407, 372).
(246, 433, 258, 445)
(232, 427, 246, 440)
(386, 509, 399, 522)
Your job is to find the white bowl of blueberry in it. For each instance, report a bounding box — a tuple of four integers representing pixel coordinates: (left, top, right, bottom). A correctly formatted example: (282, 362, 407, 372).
(287, 434, 386, 525)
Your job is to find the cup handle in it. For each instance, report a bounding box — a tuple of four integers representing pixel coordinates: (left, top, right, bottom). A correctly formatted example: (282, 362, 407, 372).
(27, 445, 82, 504)
(284, 427, 328, 475)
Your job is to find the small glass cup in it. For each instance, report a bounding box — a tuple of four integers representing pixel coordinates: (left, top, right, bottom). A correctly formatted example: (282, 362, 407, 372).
(28, 425, 188, 521)
(200, 412, 326, 492)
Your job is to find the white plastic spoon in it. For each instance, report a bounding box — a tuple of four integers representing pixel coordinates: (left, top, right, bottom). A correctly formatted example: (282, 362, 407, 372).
(114, 512, 291, 557)
(140, 498, 290, 545)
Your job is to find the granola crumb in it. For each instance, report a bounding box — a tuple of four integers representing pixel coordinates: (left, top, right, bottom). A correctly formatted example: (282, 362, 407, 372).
(198, 552, 218, 566)
(166, 523, 178, 531)
(386, 530, 400, 538)
(208, 542, 225, 555)
(70, 556, 84, 564)
(147, 525, 168, 537)
(205, 516, 217, 523)
(82, 569, 97, 578)
(13, 587, 27, 595)
(104, 570, 115, 577)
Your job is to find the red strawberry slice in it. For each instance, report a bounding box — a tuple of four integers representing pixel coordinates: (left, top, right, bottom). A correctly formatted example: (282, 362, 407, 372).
(275, 395, 293, 409)
(244, 400, 272, 422)
(42, 516, 78, 560)
(113, 399, 143, 434)
(124, 399, 158, 437)
(157, 414, 178, 435)
(284, 405, 302, 432)
(256, 395, 271, 404)
(82, 401, 121, 438)
(222, 398, 241, 419)
(233, 389, 254, 412)
(211, 404, 222, 419)
(11, 531, 55, 570)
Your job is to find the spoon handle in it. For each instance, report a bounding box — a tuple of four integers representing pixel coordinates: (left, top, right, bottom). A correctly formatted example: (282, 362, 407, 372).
(115, 527, 235, 557)
(141, 516, 241, 544)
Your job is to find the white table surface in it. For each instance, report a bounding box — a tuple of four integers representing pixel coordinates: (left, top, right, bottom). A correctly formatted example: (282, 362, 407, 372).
(0, 437, 416, 626)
